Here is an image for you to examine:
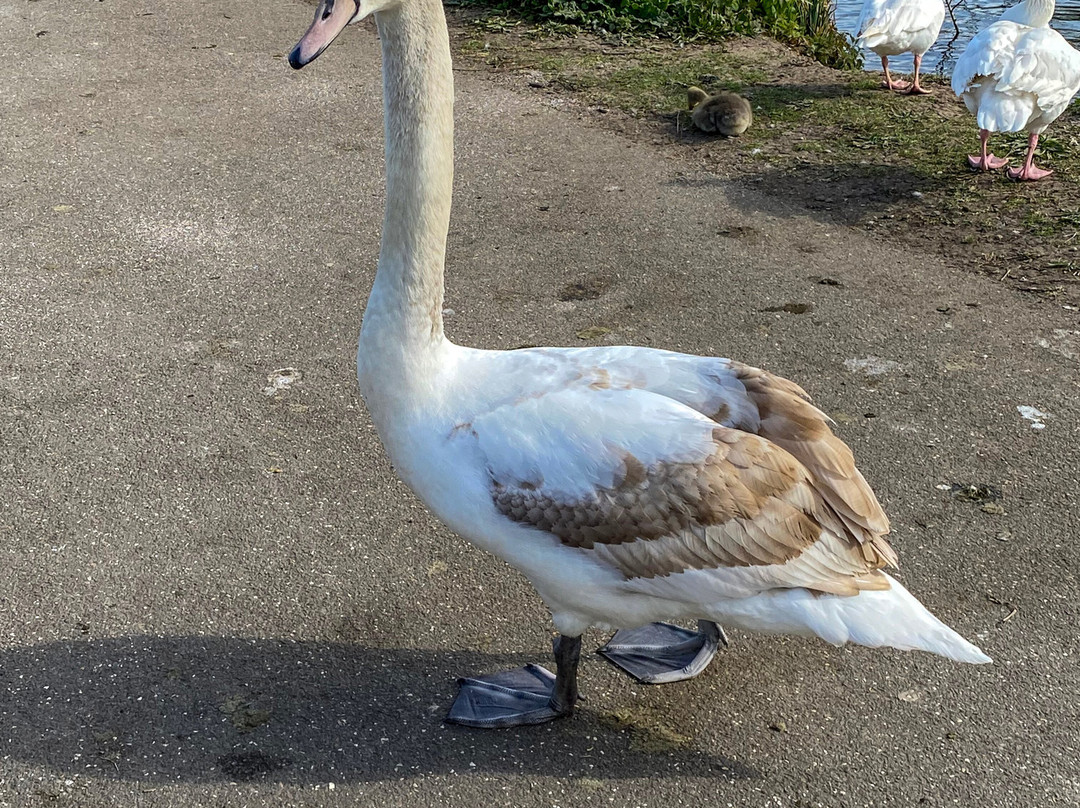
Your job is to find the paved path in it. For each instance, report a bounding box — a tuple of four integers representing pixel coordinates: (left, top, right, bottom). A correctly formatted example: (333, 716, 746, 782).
(1, 1, 1078, 805)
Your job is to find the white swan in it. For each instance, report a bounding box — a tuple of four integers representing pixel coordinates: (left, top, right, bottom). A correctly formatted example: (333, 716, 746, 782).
(288, 0, 989, 728)
(856, 0, 946, 93)
(951, 0, 1080, 180)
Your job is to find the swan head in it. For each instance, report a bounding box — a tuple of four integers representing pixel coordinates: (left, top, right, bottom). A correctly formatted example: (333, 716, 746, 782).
(687, 87, 709, 111)
(289, 0, 395, 68)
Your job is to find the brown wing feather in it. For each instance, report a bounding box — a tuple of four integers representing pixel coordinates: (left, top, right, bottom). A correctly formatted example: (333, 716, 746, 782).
(727, 362, 897, 568)
(492, 427, 894, 596)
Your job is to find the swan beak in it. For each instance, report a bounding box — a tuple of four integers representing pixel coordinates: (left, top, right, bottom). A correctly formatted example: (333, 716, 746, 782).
(288, 0, 360, 69)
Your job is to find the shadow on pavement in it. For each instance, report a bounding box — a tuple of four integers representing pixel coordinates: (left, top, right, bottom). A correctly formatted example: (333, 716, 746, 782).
(0, 635, 756, 784)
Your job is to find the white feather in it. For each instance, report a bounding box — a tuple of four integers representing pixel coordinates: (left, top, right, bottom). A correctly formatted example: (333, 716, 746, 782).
(702, 573, 990, 663)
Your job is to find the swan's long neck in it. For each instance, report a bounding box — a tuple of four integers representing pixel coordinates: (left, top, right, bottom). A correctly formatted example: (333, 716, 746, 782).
(1001, 0, 1054, 26)
(360, 0, 453, 400)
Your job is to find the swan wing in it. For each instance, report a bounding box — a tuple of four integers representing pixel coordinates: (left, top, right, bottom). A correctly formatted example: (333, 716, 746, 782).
(999, 27, 1080, 112)
(856, 0, 892, 42)
(495, 346, 891, 544)
(951, 22, 1018, 96)
(472, 384, 897, 602)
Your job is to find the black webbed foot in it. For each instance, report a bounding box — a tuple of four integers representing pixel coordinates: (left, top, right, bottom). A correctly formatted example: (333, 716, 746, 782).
(598, 620, 725, 684)
(446, 635, 582, 728)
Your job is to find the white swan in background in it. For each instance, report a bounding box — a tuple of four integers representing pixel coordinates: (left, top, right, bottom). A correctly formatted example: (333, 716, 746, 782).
(856, 0, 946, 93)
(952, 0, 1080, 180)
(288, 0, 989, 728)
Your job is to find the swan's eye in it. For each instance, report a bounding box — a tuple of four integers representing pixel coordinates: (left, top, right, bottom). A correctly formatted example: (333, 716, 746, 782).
(321, 0, 335, 20)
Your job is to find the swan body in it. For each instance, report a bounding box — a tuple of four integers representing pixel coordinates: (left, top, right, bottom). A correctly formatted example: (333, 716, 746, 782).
(687, 87, 752, 137)
(365, 341, 985, 658)
(289, 0, 989, 727)
(951, 0, 1080, 179)
(856, 0, 946, 92)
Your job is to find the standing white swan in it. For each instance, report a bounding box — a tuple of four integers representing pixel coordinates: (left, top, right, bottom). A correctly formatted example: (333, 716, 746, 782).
(288, 0, 989, 729)
(951, 0, 1080, 180)
(856, 0, 946, 93)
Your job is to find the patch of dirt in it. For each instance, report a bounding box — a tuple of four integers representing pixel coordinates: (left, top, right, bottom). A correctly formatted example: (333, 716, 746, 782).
(447, 10, 1080, 308)
(948, 483, 1003, 504)
(558, 274, 613, 301)
(761, 302, 814, 314)
(217, 750, 291, 781)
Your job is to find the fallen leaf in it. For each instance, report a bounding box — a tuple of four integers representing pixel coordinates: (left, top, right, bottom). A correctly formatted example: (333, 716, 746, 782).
(576, 326, 611, 340)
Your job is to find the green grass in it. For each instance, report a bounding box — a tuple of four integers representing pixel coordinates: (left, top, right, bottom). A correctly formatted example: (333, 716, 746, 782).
(455, 0, 862, 68)
(560, 55, 768, 111)
(453, 20, 1080, 299)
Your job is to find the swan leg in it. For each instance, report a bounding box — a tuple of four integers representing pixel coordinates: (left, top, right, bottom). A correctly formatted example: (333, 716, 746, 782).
(905, 54, 930, 95)
(598, 620, 726, 684)
(881, 56, 910, 91)
(1007, 133, 1053, 181)
(967, 129, 1009, 171)
(445, 634, 581, 728)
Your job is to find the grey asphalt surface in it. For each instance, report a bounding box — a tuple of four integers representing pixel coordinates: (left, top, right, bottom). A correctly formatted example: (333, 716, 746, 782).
(2, 1, 1079, 806)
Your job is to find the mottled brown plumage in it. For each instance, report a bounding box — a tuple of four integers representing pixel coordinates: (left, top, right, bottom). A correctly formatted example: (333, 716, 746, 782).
(493, 414, 895, 596)
(727, 362, 897, 567)
(687, 87, 753, 137)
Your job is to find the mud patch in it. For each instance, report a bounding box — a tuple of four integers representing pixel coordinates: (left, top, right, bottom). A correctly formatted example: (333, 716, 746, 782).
(217, 750, 291, 781)
(559, 275, 612, 301)
(761, 302, 813, 314)
(716, 225, 763, 244)
(947, 483, 1002, 505)
(598, 707, 694, 753)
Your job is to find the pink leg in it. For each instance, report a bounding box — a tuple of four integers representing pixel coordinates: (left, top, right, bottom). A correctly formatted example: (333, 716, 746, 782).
(967, 129, 1009, 171)
(906, 54, 931, 95)
(1007, 133, 1053, 181)
(881, 56, 910, 91)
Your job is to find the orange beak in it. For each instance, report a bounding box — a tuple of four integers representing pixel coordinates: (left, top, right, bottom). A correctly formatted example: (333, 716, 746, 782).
(288, 0, 360, 69)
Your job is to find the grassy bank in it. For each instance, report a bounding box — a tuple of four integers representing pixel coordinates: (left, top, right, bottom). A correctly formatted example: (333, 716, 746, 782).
(450, 19, 1080, 303)
(454, 0, 861, 68)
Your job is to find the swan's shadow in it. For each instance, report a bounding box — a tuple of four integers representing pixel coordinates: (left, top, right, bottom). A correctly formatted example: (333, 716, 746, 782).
(0, 635, 754, 784)
(675, 161, 956, 229)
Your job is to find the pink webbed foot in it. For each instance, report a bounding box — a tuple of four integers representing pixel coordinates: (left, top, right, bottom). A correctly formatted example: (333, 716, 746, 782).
(1007, 164, 1053, 181)
(967, 153, 1009, 171)
(883, 79, 911, 91)
(905, 84, 931, 95)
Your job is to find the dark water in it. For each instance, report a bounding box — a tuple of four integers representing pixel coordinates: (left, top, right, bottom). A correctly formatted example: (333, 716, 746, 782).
(834, 0, 1080, 75)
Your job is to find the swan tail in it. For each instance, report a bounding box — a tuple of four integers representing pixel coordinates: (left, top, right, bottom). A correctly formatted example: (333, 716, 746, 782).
(709, 573, 991, 664)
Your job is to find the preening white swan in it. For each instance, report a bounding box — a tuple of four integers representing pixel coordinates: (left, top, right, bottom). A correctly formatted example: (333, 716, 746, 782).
(856, 0, 946, 93)
(288, 0, 989, 728)
(951, 0, 1080, 180)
